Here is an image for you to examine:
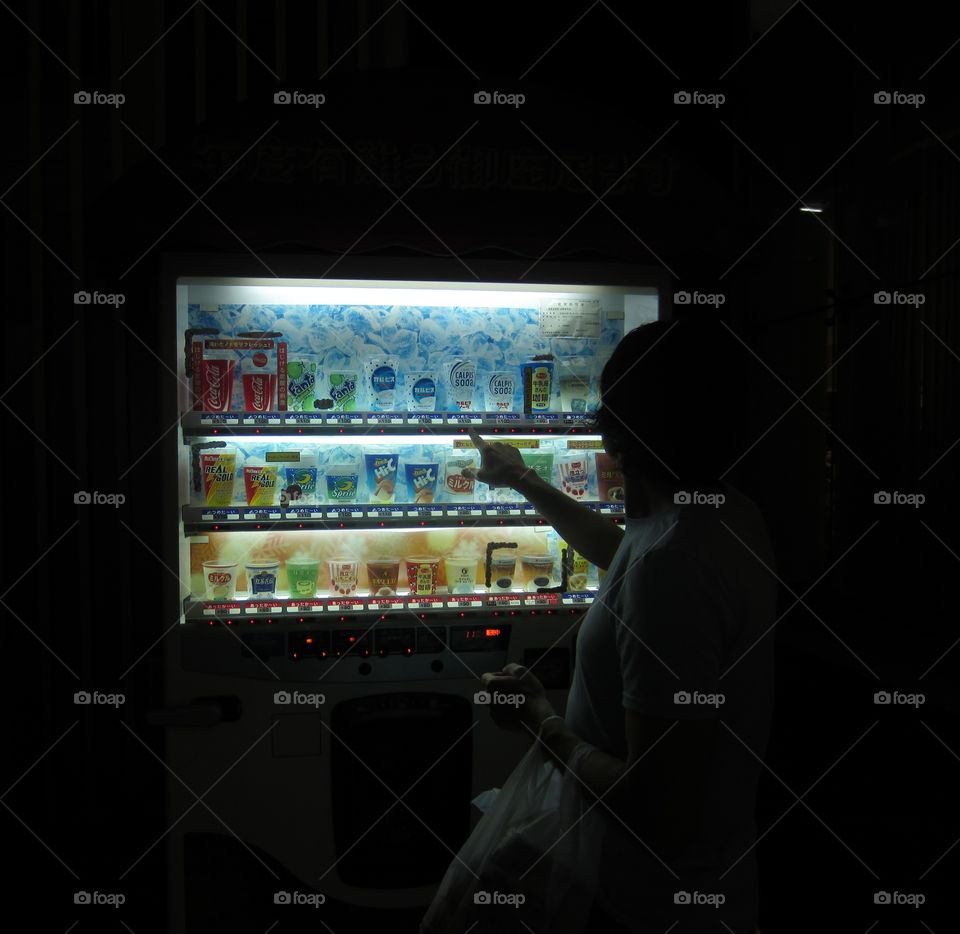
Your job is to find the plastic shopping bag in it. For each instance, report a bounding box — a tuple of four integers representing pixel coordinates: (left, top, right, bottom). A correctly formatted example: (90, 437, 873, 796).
(420, 742, 603, 934)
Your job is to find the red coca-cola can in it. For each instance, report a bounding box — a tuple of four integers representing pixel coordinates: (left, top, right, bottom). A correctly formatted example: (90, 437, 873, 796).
(242, 371, 277, 413)
(202, 359, 236, 412)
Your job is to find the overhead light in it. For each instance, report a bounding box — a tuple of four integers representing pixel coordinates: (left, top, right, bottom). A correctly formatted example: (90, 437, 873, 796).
(800, 203, 826, 213)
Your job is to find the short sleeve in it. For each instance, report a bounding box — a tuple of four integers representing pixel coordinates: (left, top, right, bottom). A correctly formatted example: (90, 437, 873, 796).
(613, 547, 725, 720)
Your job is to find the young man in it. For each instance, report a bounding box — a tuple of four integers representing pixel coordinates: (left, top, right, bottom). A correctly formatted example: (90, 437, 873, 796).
(463, 318, 776, 933)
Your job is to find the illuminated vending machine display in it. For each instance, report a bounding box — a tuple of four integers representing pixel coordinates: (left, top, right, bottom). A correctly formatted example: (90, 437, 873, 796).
(164, 263, 661, 929)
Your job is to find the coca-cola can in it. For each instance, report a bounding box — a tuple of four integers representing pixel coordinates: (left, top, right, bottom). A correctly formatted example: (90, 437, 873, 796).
(202, 359, 236, 412)
(242, 371, 277, 413)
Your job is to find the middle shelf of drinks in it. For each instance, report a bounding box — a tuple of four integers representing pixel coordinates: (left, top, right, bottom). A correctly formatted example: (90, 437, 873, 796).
(183, 500, 625, 534)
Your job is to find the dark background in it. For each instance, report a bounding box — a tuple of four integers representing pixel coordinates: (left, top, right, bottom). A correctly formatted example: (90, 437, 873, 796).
(2, 1, 958, 930)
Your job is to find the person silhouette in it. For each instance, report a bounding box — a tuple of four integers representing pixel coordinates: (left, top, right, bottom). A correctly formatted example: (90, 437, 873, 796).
(463, 317, 775, 934)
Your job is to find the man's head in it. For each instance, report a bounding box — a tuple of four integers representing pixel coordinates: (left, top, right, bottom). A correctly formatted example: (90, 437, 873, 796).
(588, 316, 737, 493)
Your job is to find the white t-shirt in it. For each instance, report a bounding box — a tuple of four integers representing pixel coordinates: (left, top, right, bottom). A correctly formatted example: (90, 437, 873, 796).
(564, 485, 777, 934)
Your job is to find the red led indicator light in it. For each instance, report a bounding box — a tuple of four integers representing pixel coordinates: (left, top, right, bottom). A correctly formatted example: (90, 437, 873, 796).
(485, 628, 502, 637)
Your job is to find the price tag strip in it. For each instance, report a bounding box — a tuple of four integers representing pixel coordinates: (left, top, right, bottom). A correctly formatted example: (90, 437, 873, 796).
(286, 506, 326, 519)
(406, 414, 445, 425)
(366, 413, 406, 425)
(326, 507, 365, 519)
(446, 597, 485, 609)
(286, 600, 325, 614)
(406, 506, 444, 519)
(523, 593, 561, 608)
(200, 510, 241, 521)
(324, 413, 364, 426)
(407, 597, 445, 610)
(283, 413, 325, 427)
(242, 414, 283, 426)
(446, 504, 485, 518)
(562, 593, 595, 605)
(199, 414, 240, 426)
(202, 602, 244, 616)
(326, 598, 366, 614)
(366, 506, 406, 519)
(446, 413, 484, 426)
(530, 413, 564, 426)
(244, 601, 284, 615)
(241, 509, 283, 520)
(485, 594, 523, 608)
(485, 506, 522, 516)
(366, 597, 406, 611)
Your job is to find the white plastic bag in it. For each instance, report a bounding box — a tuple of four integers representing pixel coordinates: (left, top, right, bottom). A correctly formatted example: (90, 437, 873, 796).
(420, 742, 603, 934)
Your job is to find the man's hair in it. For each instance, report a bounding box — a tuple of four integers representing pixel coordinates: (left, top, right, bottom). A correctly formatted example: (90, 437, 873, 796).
(587, 316, 740, 490)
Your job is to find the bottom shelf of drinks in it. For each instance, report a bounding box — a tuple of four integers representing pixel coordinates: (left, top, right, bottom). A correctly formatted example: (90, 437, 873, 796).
(186, 548, 605, 622)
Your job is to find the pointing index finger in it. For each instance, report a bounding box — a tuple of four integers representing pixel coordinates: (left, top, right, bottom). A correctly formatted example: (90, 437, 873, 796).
(466, 425, 488, 451)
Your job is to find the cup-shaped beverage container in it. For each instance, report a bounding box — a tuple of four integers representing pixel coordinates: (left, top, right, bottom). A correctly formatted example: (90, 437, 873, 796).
(328, 557, 360, 597)
(520, 554, 555, 591)
(202, 561, 239, 601)
(202, 359, 235, 412)
(406, 556, 441, 595)
(245, 561, 280, 598)
(489, 554, 517, 591)
(444, 556, 479, 594)
(286, 559, 320, 598)
(325, 466, 360, 503)
(366, 558, 401, 596)
(242, 371, 277, 413)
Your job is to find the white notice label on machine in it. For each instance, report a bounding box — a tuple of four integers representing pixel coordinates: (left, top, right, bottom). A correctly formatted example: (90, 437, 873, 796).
(539, 299, 601, 339)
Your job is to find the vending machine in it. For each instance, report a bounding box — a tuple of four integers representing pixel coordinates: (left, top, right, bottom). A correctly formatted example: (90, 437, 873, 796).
(154, 254, 666, 932)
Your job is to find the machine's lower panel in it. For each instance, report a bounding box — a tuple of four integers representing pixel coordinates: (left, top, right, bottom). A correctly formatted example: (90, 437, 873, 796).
(331, 693, 473, 887)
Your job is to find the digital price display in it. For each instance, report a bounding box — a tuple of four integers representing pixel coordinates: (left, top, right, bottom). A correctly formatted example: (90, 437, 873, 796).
(448, 625, 510, 652)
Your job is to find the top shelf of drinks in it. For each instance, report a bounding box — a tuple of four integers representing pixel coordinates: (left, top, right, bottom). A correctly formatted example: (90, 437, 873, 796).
(192, 343, 595, 422)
